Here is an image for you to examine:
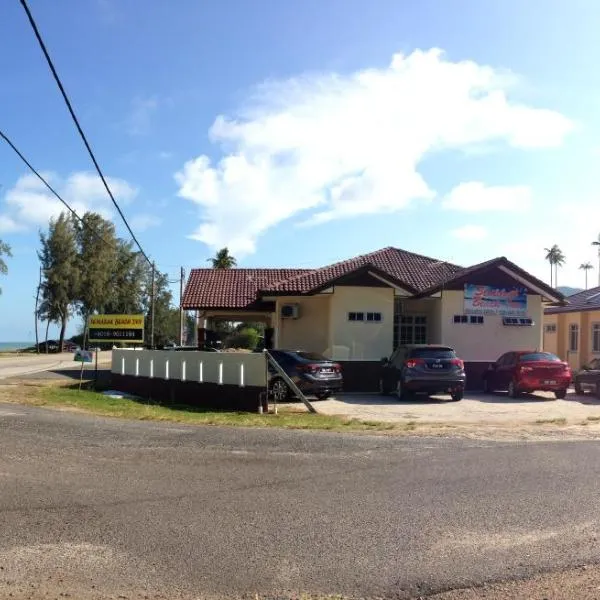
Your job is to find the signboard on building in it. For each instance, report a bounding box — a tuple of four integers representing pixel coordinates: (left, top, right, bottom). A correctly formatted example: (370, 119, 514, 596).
(88, 314, 145, 343)
(464, 284, 527, 316)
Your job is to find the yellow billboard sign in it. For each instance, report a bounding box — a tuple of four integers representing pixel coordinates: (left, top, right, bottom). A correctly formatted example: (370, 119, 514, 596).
(88, 314, 145, 343)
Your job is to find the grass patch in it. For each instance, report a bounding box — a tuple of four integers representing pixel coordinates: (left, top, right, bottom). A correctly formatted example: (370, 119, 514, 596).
(587, 416, 600, 422)
(535, 417, 567, 425)
(0, 381, 418, 433)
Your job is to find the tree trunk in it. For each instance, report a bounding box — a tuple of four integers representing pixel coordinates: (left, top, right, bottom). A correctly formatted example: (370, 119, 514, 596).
(34, 267, 41, 354)
(549, 262, 553, 287)
(44, 320, 50, 354)
(58, 310, 67, 353)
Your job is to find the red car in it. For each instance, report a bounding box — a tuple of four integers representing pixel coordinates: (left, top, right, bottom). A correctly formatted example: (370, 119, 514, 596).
(482, 351, 572, 399)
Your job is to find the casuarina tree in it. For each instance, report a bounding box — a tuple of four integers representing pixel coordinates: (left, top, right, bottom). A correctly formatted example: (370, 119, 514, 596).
(0, 239, 11, 295)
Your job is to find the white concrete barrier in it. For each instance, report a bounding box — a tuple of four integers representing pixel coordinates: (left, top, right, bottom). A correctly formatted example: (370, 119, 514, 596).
(111, 350, 267, 387)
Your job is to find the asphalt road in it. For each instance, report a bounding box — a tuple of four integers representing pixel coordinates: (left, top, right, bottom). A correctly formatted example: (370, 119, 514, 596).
(2, 404, 600, 599)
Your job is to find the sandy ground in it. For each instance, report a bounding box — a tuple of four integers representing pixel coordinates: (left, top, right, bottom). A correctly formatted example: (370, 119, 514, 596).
(312, 390, 600, 426)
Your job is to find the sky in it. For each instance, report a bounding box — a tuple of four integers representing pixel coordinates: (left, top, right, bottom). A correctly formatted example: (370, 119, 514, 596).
(1, 0, 600, 341)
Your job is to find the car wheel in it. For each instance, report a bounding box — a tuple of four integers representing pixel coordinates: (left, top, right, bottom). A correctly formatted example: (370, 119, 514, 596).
(315, 392, 331, 400)
(508, 380, 520, 399)
(482, 377, 491, 394)
(450, 390, 464, 401)
(574, 382, 584, 395)
(396, 380, 412, 401)
(555, 388, 567, 400)
(379, 378, 389, 396)
(270, 378, 289, 402)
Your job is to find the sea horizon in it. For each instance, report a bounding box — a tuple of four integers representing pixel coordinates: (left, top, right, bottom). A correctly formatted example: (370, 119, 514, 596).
(0, 341, 34, 351)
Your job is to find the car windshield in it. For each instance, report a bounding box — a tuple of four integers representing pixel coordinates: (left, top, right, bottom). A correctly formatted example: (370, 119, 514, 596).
(410, 347, 456, 359)
(294, 351, 328, 361)
(520, 352, 561, 362)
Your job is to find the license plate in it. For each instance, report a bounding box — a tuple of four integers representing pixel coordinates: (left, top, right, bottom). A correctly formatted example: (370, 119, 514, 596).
(543, 380, 556, 385)
(431, 363, 443, 369)
(320, 368, 333, 374)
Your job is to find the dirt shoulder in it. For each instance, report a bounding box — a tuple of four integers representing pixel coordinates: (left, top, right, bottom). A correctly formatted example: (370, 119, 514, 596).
(425, 564, 600, 599)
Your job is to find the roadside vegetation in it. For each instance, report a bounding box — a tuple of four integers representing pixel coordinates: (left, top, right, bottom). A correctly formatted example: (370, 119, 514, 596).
(0, 380, 416, 433)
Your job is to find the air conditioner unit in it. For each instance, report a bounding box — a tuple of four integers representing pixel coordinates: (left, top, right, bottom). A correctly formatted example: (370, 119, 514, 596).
(280, 303, 300, 319)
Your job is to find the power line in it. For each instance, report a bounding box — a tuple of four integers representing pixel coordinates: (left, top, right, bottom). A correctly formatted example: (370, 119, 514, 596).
(0, 129, 115, 249)
(18, 0, 151, 267)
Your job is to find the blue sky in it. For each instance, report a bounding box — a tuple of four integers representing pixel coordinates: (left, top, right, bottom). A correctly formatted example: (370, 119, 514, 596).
(1, 0, 599, 341)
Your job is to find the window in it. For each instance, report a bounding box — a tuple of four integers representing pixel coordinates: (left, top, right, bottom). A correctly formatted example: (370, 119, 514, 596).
(569, 323, 579, 352)
(453, 315, 468, 323)
(593, 324, 600, 353)
(544, 324, 557, 334)
(410, 347, 456, 359)
(502, 317, 533, 326)
(399, 315, 427, 345)
(470, 315, 484, 324)
(520, 352, 560, 362)
(348, 311, 381, 322)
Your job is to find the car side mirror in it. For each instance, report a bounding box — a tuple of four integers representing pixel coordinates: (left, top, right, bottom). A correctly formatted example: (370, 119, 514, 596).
(489, 363, 497, 370)
(381, 357, 389, 365)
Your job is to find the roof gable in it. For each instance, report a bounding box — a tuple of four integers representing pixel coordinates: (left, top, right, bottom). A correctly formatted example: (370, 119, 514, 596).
(415, 257, 565, 303)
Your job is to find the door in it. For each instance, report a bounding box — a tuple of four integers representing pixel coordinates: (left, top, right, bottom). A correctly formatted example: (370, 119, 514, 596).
(496, 352, 516, 390)
(381, 348, 406, 392)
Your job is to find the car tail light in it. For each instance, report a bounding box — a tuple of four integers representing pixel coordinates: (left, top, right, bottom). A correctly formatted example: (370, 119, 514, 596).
(405, 358, 425, 368)
(450, 358, 464, 369)
(333, 363, 341, 373)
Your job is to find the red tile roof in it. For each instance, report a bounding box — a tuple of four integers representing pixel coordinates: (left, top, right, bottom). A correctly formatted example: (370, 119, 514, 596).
(263, 247, 463, 294)
(182, 268, 309, 309)
(183, 246, 566, 310)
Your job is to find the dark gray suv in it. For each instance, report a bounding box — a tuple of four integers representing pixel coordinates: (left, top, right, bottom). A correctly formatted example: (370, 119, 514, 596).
(379, 345, 466, 401)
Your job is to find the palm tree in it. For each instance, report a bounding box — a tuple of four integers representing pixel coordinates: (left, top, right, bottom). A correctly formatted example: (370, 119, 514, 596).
(0, 239, 11, 295)
(580, 262, 594, 290)
(553, 247, 566, 288)
(544, 244, 565, 288)
(592, 234, 600, 286)
(208, 247, 237, 269)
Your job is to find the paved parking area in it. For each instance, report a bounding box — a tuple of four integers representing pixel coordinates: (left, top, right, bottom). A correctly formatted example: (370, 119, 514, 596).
(314, 390, 600, 425)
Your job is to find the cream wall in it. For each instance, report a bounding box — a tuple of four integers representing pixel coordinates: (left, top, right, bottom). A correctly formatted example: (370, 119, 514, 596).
(328, 286, 394, 360)
(402, 298, 441, 343)
(440, 290, 544, 361)
(275, 295, 331, 354)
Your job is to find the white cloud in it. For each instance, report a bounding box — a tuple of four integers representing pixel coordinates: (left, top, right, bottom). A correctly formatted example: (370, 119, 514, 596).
(175, 48, 573, 256)
(158, 151, 173, 160)
(0, 171, 138, 232)
(127, 96, 159, 136)
(0, 215, 24, 234)
(451, 224, 488, 240)
(442, 182, 533, 212)
(130, 213, 162, 232)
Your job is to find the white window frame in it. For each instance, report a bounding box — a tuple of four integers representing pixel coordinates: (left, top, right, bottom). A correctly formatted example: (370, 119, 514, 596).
(544, 324, 557, 334)
(399, 314, 427, 345)
(592, 323, 600, 353)
(569, 323, 579, 352)
(348, 311, 382, 323)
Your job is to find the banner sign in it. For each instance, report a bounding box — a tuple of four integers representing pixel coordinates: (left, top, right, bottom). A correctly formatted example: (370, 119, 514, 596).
(74, 349, 94, 363)
(464, 284, 527, 316)
(88, 314, 145, 343)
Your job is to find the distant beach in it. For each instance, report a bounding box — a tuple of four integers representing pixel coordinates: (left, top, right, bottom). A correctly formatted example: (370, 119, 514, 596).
(0, 342, 33, 351)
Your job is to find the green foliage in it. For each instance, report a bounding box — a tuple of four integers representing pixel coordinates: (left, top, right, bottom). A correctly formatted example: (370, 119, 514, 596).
(38, 214, 79, 349)
(208, 247, 237, 269)
(0, 239, 12, 295)
(225, 326, 260, 350)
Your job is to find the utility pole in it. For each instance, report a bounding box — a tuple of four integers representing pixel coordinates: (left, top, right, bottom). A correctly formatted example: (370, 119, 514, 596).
(179, 267, 185, 346)
(150, 262, 156, 349)
(34, 265, 42, 354)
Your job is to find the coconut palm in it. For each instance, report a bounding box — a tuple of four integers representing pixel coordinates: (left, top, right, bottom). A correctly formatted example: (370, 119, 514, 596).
(580, 262, 594, 290)
(592, 234, 600, 286)
(208, 247, 237, 269)
(544, 245, 565, 288)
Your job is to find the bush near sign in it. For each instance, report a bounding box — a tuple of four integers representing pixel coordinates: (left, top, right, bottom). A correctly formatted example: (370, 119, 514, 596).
(88, 314, 145, 344)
